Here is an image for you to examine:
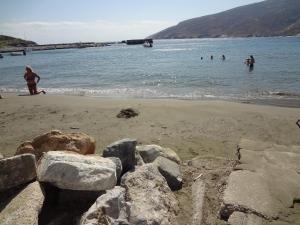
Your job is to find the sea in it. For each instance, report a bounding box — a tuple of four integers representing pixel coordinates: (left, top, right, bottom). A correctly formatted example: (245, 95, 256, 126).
(1, 37, 300, 103)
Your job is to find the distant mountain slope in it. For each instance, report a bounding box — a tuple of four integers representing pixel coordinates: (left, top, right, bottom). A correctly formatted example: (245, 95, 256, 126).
(0, 35, 37, 48)
(150, 0, 300, 39)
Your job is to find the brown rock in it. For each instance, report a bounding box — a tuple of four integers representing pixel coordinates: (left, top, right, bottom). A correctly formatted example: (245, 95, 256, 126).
(15, 130, 95, 160)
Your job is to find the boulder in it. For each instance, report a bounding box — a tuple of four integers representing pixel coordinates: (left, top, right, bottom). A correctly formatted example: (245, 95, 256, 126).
(0, 182, 44, 225)
(121, 164, 179, 225)
(16, 130, 96, 160)
(103, 139, 137, 173)
(117, 108, 139, 119)
(0, 153, 3, 159)
(153, 156, 182, 191)
(37, 151, 117, 191)
(80, 186, 128, 225)
(136, 144, 181, 164)
(0, 154, 36, 191)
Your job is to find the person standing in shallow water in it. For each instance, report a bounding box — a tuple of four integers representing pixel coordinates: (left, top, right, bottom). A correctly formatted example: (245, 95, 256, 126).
(24, 66, 46, 95)
(249, 55, 255, 72)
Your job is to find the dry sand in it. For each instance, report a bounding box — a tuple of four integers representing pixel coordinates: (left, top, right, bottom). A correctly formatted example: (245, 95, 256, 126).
(0, 93, 300, 224)
(1, 94, 299, 158)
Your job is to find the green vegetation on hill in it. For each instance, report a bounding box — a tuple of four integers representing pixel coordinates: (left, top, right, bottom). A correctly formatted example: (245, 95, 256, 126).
(0, 35, 37, 48)
(150, 0, 300, 39)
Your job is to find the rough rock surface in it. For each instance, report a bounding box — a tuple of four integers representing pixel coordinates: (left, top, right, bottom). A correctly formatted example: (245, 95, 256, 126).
(37, 151, 117, 191)
(153, 156, 182, 191)
(228, 212, 267, 225)
(16, 130, 96, 160)
(103, 139, 137, 173)
(0, 153, 3, 159)
(0, 154, 36, 191)
(80, 186, 128, 225)
(121, 164, 179, 225)
(0, 182, 44, 225)
(136, 144, 181, 164)
(192, 179, 206, 225)
(222, 139, 300, 223)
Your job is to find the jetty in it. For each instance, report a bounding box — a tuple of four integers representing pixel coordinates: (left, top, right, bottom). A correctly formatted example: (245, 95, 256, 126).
(125, 39, 153, 45)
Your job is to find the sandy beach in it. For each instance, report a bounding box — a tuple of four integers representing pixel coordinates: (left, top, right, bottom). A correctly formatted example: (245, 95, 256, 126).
(1, 93, 300, 224)
(1, 94, 300, 159)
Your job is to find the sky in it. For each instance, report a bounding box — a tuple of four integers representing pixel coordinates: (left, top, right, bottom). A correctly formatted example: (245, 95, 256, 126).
(0, 0, 263, 44)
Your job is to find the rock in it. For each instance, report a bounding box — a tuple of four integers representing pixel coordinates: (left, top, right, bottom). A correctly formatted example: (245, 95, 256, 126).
(121, 164, 179, 225)
(37, 151, 117, 191)
(103, 139, 137, 174)
(16, 130, 96, 160)
(80, 186, 128, 225)
(153, 156, 182, 191)
(0, 94, 2, 99)
(135, 151, 145, 167)
(0, 153, 3, 159)
(228, 212, 267, 225)
(222, 140, 300, 221)
(192, 179, 206, 225)
(117, 108, 139, 119)
(136, 144, 181, 164)
(0, 154, 36, 191)
(107, 157, 122, 182)
(0, 182, 44, 225)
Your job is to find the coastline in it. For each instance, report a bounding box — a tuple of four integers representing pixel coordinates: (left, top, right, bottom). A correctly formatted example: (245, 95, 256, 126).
(1, 93, 299, 159)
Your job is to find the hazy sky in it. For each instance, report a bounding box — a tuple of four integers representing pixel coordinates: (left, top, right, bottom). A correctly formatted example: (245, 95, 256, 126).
(0, 0, 262, 44)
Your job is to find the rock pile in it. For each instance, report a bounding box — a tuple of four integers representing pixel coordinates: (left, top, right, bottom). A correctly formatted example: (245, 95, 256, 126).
(0, 131, 182, 225)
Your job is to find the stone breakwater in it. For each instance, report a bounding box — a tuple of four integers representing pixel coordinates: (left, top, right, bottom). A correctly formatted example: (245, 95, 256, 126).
(1, 130, 300, 225)
(0, 130, 182, 225)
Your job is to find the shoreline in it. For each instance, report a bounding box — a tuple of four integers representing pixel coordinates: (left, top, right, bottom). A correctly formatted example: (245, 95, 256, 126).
(1, 92, 300, 108)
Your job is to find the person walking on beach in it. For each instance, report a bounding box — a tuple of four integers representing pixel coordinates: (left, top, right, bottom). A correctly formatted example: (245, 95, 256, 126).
(24, 66, 46, 95)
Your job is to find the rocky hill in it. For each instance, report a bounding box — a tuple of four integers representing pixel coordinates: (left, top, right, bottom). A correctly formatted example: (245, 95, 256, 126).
(0, 35, 37, 48)
(150, 0, 300, 39)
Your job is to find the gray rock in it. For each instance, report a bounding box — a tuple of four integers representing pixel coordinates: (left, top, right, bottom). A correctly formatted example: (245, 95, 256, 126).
(0, 182, 44, 225)
(107, 157, 123, 181)
(222, 140, 300, 221)
(136, 144, 181, 164)
(121, 164, 179, 225)
(37, 151, 117, 191)
(192, 179, 206, 225)
(153, 156, 182, 191)
(103, 139, 137, 173)
(0, 153, 3, 159)
(0, 154, 36, 191)
(80, 186, 129, 225)
(228, 212, 267, 225)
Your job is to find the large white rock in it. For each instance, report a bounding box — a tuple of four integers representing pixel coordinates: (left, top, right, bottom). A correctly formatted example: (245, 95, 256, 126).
(80, 186, 128, 225)
(121, 164, 179, 225)
(37, 151, 117, 191)
(0, 182, 44, 225)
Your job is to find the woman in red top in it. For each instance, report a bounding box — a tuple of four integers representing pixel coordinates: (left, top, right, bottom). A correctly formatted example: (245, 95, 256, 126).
(24, 66, 46, 95)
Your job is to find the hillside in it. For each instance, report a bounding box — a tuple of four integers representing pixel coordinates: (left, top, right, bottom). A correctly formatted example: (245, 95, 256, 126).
(150, 0, 300, 39)
(0, 35, 37, 48)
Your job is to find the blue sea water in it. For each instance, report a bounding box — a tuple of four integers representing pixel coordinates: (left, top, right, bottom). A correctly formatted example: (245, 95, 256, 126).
(1, 37, 300, 100)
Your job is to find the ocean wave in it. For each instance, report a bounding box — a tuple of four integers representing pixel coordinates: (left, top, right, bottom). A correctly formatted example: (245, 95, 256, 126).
(153, 48, 193, 52)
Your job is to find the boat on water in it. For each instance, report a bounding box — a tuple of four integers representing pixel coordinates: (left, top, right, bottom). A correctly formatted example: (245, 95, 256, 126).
(143, 41, 153, 48)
